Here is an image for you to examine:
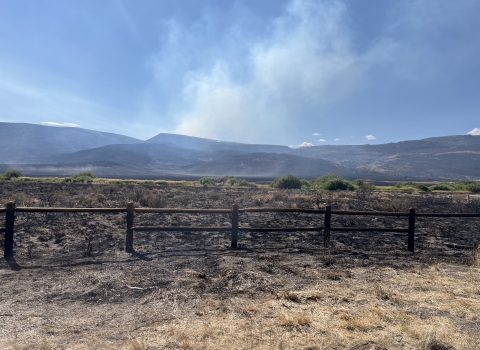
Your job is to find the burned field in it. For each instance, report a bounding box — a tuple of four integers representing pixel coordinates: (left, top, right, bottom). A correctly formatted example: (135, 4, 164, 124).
(1, 182, 479, 349)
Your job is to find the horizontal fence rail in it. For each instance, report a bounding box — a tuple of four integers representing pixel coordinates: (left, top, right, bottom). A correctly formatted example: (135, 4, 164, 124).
(330, 227, 409, 233)
(416, 213, 480, 217)
(2, 201, 479, 257)
(243, 208, 325, 213)
(132, 226, 232, 232)
(331, 210, 410, 216)
(238, 227, 324, 232)
(15, 207, 127, 213)
(135, 208, 234, 214)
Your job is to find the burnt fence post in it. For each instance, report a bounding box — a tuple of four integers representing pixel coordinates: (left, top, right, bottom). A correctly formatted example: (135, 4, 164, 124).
(324, 205, 331, 248)
(408, 208, 416, 252)
(4, 202, 15, 257)
(126, 202, 135, 253)
(231, 204, 239, 248)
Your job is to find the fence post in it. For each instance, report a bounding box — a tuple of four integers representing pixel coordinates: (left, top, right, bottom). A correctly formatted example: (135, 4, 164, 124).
(324, 205, 331, 248)
(4, 202, 15, 257)
(231, 204, 239, 248)
(126, 202, 134, 253)
(408, 208, 415, 252)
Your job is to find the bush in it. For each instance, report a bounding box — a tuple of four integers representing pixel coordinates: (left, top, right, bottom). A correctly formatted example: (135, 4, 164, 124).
(353, 179, 376, 191)
(310, 174, 354, 191)
(270, 174, 302, 189)
(199, 176, 256, 187)
(300, 179, 311, 189)
(429, 183, 454, 191)
(452, 180, 480, 193)
(64, 172, 96, 183)
(322, 178, 355, 191)
(394, 182, 430, 192)
(428, 181, 480, 192)
(232, 179, 257, 187)
(0, 170, 24, 180)
(464, 183, 480, 193)
(199, 177, 215, 186)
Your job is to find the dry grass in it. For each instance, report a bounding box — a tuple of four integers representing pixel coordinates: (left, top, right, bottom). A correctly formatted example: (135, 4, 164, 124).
(1, 184, 480, 349)
(279, 313, 312, 328)
(2, 263, 479, 349)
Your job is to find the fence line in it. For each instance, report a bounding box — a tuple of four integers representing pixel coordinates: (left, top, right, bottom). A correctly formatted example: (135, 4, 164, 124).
(2, 201, 479, 257)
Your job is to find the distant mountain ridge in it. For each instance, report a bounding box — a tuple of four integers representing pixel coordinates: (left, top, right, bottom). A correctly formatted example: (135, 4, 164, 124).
(1, 122, 479, 180)
(147, 133, 291, 153)
(0, 123, 140, 164)
(292, 135, 480, 179)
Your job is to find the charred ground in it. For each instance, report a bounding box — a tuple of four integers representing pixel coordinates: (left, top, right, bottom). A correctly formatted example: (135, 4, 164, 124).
(0, 182, 479, 349)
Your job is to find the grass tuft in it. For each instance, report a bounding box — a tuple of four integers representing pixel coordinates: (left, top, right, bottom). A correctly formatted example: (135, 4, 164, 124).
(279, 313, 311, 328)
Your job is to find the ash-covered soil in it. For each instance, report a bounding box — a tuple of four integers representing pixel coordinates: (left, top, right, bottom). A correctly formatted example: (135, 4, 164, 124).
(0, 182, 479, 349)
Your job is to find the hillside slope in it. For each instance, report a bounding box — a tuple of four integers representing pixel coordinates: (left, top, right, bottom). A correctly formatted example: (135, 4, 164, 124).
(50, 143, 241, 171)
(1, 123, 479, 180)
(147, 133, 291, 153)
(183, 152, 352, 178)
(0, 123, 141, 163)
(293, 135, 480, 179)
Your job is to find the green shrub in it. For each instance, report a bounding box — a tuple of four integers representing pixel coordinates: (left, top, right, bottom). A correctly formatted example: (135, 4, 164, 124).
(199, 177, 215, 186)
(64, 172, 96, 183)
(322, 178, 355, 191)
(428, 181, 480, 192)
(300, 179, 311, 189)
(199, 176, 256, 187)
(394, 182, 430, 192)
(353, 179, 376, 191)
(451, 180, 480, 192)
(464, 182, 480, 193)
(232, 179, 257, 187)
(0, 170, 24, 180)
(429, 183, 454, 191)
(312, 174, 344, 186)
(270, 174, 302, 189)
(310, 174, 354, 191)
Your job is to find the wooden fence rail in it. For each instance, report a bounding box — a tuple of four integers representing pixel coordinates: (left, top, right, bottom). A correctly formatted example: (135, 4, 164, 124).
(2, 201, 479, 257)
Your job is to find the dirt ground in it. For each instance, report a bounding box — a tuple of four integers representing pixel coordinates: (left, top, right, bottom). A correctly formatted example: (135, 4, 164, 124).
(0, 182, 479, 349)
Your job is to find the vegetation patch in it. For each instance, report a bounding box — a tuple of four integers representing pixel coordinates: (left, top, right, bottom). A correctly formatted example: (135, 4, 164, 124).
(63, 172, 97, 183)
(270, 174, 302, 189)
(394, 182, 430, 192)
(200, 176, 257, 187)
(434, 180, 480, 193)
(302, 174, 355, 191)
(0, 170, 24, 180)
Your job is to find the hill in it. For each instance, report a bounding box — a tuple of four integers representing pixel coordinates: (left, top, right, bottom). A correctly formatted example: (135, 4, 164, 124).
(293, 135, 480, 180)
(147, 133, 290, 153)
(183, 152, 351, 178)
(0, 122, 140, 164)
(1, 123, 479, 180)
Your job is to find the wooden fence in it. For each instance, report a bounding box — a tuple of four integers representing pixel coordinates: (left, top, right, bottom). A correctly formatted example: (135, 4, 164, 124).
(2, 201, 479, 257)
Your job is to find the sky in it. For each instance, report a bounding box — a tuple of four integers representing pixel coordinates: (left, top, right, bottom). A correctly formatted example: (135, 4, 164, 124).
(0, 0, 479, 146)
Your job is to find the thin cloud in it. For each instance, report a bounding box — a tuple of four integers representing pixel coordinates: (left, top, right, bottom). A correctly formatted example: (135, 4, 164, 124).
(312, 132, 321, 136)
(42, 122, 80, 127)
(334, 138, 341, 141)
(365, 135, 376, 140)
(467, 128, 480, 135)
(115, 0, 142, 45)
(299, 142, 314, 147)
(318, 138, 326, 142)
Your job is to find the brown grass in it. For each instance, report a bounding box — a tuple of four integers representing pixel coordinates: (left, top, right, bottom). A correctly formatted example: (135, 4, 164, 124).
(1, 184, 480, 349)
(2, 263, 478, 349)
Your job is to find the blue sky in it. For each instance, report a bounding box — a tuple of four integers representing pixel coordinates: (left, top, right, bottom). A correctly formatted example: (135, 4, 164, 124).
(1, 0, 479, 146)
